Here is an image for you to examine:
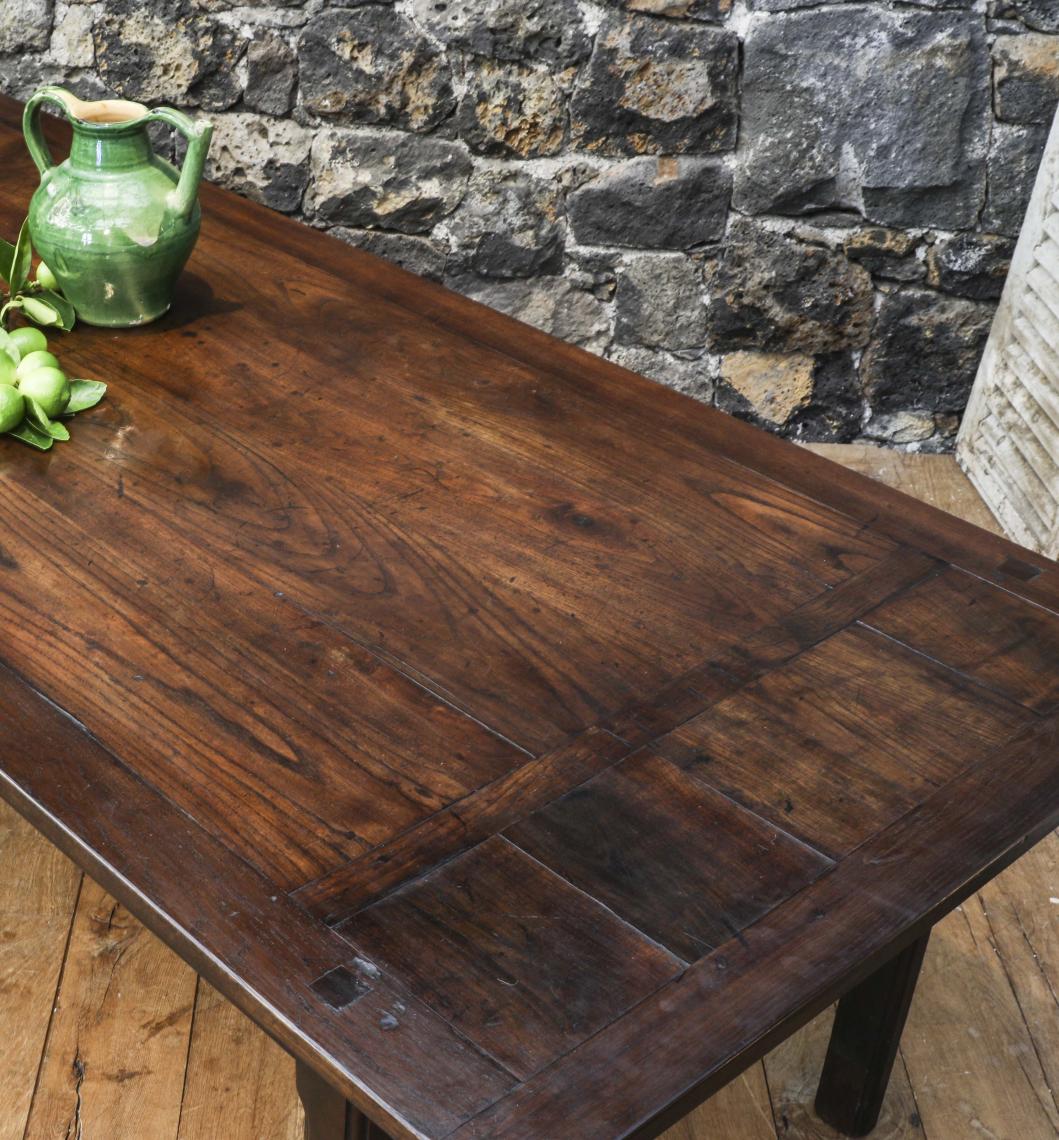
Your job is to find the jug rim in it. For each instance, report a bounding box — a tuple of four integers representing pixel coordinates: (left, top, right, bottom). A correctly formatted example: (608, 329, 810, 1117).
(48, 90, 151, 131)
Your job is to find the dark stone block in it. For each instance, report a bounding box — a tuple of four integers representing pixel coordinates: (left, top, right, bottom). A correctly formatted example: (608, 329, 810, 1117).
(926, 233, 1014, 300)
(982, 122, 1048, 237)
(704, 220, 874, 354)
(447, 170, 565, 279)
(862, 288, 993, 416)
(570, 15, 738, 156)
(994, 1, 1059, 33)
(735, 6, 989, 229)
(412, 0, 590, 67)
(245, 31, 297, 117)
(457, 60, 568, 158)
(298, 8, 454, 131)
(993, 33, 1059, 125)
(568, 157, 731, 250)
(333, 229, 447, 282)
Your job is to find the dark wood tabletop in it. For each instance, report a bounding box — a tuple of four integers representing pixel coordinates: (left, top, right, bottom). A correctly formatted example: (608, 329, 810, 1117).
(0, 93, 1057, 1140)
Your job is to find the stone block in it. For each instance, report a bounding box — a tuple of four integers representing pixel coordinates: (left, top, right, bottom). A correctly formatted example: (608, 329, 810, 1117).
(614, 253, 707, 350)
(714, 351, 862, 441)
(298, 8, 454, 131)
(455, 275, 612, 352)
(993, 33, 1059, 125)
(606, 344, 715, 402)
(333, 229, 447, 282)
(206, 112, 312, 213)
(94, 3, 243, 108)
(861, 288, 993, 416)
(446, 170, 564, 279)
(704, 220, 874, 354)
(993, 2, 1059, 34)
(306, 129, 472, 234)
(1, 0, 53, 54)
(570, 15, 738, 156)
(843, 227, 926, 283)
(568, 157, 731, 250)
(925, 233, 1014, 300)
(457, 60, 569, 158)
(735, 6, 989, 228)
(597, 0, 732, 21)
(245, 30, 297, 116)
(412, 0, 589, 68)
(982, 122, 1048, 237)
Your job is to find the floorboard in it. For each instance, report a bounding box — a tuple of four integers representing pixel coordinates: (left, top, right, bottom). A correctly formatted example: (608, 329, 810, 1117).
(0, 446, 1055, 1140)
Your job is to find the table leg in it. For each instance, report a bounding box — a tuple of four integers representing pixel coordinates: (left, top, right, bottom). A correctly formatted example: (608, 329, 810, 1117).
(814, 932, 930, 1137)
(296, 1060, 393, 1140)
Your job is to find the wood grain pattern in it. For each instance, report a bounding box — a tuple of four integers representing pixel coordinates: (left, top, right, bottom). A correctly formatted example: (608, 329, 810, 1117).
(0, 807, 81, 1140)
(657, 625, 1034, 858)
(341, 837, 681, 1079)
(0, 95, 1056, 1140)
(507, 751, 831, 961)
(23, 876, 197, 1140)
(866, 566, 1059, 712)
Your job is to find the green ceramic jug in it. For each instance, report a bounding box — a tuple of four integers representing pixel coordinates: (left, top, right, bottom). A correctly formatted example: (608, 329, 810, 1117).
(23, 87, 213, 328)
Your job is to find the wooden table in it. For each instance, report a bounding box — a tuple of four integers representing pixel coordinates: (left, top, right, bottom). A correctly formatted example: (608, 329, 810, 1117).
(0, 93, 1056, 1140)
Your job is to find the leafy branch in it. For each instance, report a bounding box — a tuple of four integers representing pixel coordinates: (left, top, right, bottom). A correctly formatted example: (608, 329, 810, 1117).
(0, 219, 75, 331)
(0, 220, 106, 450)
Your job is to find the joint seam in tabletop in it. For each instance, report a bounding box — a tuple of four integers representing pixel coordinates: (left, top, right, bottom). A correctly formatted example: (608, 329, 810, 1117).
(441, 714, 1059, 1139)
(0, 658, 518, 1140)
(293, 547, 943, 921)
(856, 619, 1055, 716)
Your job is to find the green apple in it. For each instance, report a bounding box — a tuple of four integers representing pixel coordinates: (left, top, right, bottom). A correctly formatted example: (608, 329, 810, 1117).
(0, 351, 17, 387)
(0, 385, 25, 432)
(18, 367, 70, 417)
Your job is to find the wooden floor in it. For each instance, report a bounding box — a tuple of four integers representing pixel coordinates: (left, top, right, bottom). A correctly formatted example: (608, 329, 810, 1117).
(1, 444, 1056, 1140)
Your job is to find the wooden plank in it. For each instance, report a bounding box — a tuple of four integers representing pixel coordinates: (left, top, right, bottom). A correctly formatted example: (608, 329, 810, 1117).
(0, 661, 515, 1140)
(297, 548, 936, 928)
(976, 832, 1059, 1110)
(341, 837, 681, 1080)
(660, 1066, 776, 1140)
(507, 751, 831, 962)
(23, 875, 197, 1140)
(449, 715, 1059, 1139)
(295, 728, 630, 924)
(177, 981, 302, 1140)
(0, 801, 81, 1140)
(658, 625, 1034, 858)
(899, 897, 1059, 1139)
(867, 566, 1059, 712)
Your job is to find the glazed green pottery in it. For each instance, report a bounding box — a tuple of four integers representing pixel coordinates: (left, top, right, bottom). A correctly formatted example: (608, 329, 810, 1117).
(23, 87, 213, 328)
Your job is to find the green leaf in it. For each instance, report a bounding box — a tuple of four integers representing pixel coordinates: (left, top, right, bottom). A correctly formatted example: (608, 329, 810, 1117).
(0, 328, 20, 365)
(7, 420, 53, 450)
(23, 396, 69, 441)
(19, 295, 61, 328)
(32, 289, 75, 331)
(0, 236, 14, 288)
(9, 220, 32, 295)
(64, 379, 107, 415)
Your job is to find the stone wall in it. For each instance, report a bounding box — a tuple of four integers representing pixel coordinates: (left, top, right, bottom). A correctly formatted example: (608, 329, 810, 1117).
(3, 0, 1056, 449)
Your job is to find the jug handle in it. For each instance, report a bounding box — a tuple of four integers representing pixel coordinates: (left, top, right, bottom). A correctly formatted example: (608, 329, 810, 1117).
(22, 86, 73, 178)
(144, 107, 213, 227)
